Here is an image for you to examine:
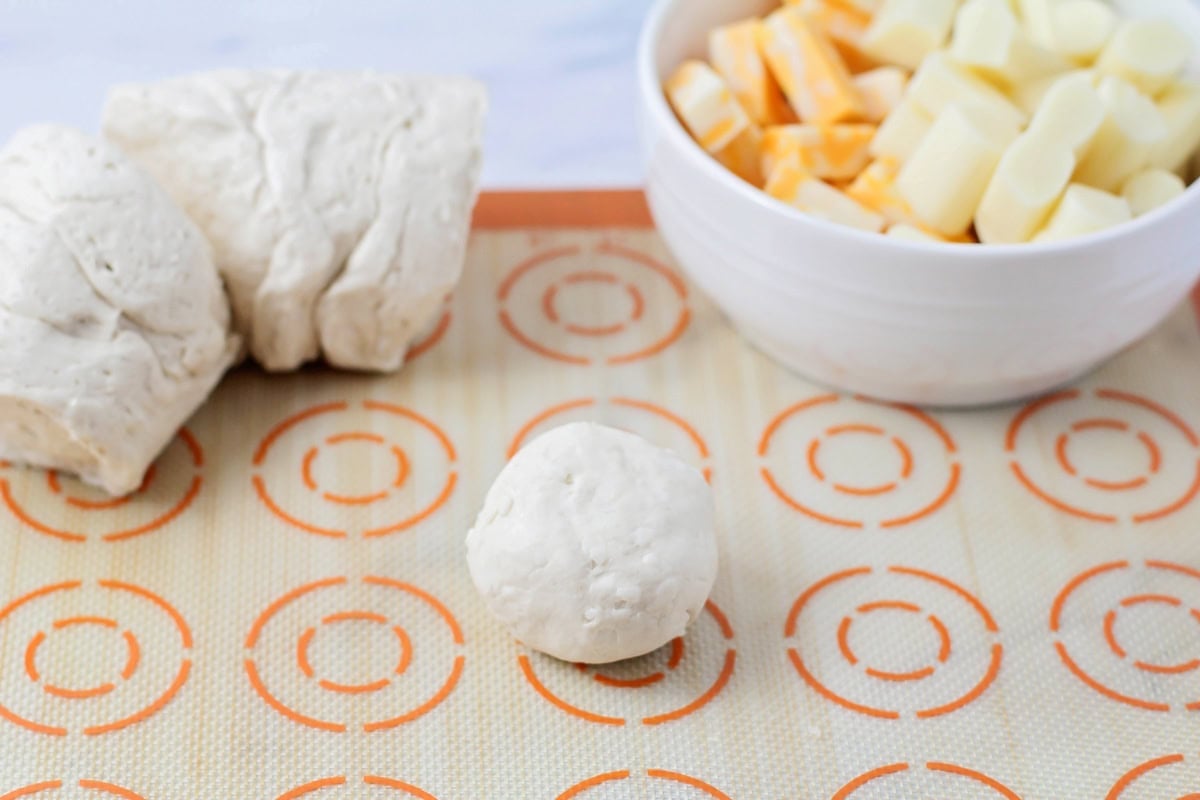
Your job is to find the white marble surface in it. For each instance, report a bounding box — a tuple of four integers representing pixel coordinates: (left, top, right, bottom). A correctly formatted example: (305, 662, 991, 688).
(0, 0, 653, 188)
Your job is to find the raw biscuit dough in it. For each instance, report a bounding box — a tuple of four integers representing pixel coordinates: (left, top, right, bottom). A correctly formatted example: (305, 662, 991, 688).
(102, 70, 487, 372)
(0, 125, 239, 496)
(466, 422, 719, 664)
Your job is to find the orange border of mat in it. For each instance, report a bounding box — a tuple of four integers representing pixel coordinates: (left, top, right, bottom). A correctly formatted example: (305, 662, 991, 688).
(473, 190, 653, 229)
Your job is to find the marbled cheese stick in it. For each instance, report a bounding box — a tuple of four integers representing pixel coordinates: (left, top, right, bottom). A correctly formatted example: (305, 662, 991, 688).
(762, 123, 876, 179)
(766, 160, 886, 231)
(846, 157, 918, 224)
(709, 19, 796, 126)
(897, 104, 1019, 237)
(1122, 168, 1186, 216)
(1050, 0, 1117, 65)
(1150, 80, 1200, 174)
(908, 53, 1029, 130)
(853, 67, 910, 123)
(868, 99, 933, 162)
(1075, 76, 1168, 192)
(1033, 183, 1132, 241)
(1026, 71, 1106, 157)
(951, 0, 1068, 87)
(665, 60, 765, 184)
(976, 133, 1076, 243)
(787, 0, 877, 74)
(861, 0, 958, 70)
(887, 223, 948, 242)
(1096, 18, 1192, 97)
(759, 8, 865, 123)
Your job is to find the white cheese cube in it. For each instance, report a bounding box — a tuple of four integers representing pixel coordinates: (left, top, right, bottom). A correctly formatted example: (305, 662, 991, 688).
(908, 52, 1029, 129)
(1026, 71, 1106, 156)
(861, 0, 959, 71)
(1075, 76, 1168, 191)
(1014, 0, 1058, 47)
(1050, 0, 1117, 64)
(1150, 80, 1200, 174)
(853, 67, 910, 123)
(951, 0, 1069, 87)
(1122, 168, 1186, 216)
(869, 99, 934, 162)
(1096, 18, 1192, 97)
(1033, 183, 1132, 241)
(976, 133, 1076, 243)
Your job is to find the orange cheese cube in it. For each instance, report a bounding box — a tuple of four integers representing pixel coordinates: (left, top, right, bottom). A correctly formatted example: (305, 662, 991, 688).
(762, 123, 876, 180)
(758, 8, 865, 124)
(767, 160, 886, 231)
(709, 19, 796, 126)
(665, 60, 765, 184)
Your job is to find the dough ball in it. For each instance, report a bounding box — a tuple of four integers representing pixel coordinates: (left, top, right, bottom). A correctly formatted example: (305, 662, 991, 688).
(0, 125, 239, 496)
(102, 70, 487, 373)
(466, 422, 718, 664)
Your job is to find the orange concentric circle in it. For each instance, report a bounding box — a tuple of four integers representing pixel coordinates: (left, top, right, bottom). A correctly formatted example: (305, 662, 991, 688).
(252, 401, 457, 540)
(0, 429, 204, 543)
(555, 769, 733, 799)
(785, 566, 1001, 719)
(0, 779, 147, 798)
(497, 242, 690, 366)
(244, 577, 464, 733)
(508, 397, 712, 480)
(275, 775, 438, 799)
(518, 600, 735, 727)
(1007, 388, 1200, 524)
(1106, 753, 1200, 799)
(0, 580, 192, 736)
(1051, 559, 1200, 712)
(832, 762, 1021, 799)
(758, 395, 959, 530)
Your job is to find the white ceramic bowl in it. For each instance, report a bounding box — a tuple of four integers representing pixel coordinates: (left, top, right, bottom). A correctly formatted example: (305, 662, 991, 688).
(637, 0, 1200, 407)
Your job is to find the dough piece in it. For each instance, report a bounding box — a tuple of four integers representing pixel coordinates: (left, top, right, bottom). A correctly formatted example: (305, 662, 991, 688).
(466, 422, 718, 665)
(102, 70, 486, 372)
(0, 125, 238, 495)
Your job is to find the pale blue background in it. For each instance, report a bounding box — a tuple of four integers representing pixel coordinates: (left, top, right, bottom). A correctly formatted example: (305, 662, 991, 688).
(0, 0, 653, 187)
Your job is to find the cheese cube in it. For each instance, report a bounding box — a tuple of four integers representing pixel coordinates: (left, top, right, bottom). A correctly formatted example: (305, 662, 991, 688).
(869, 99, 933, 162)
(887, 223, 948, 242)
(897, 105, 1019, 237)
(951, 0, 1069, 88)
(861, 0, 959, 71)
(1122, 168, 1186, 216)
(847, 157, 919, 224)
(666, 60, 754, 152)
(719, 126, 767, 186)
(1096, 19, 1192, 97)
(1075, 76, 1168, 192)
(709, 20, 797, 126)
(767, 160, 886, 231)
(762, 124, 876, 179)
(1013, 0, 1058, 47)
(1033, 184, 1132, 241)
(1026, 71, 1106, 157)
(1050, 0, 1117, 64)
(908, 53, 1029, 130)
(787, 0, 878, 74)
(1150, 80, 1200, 174)
(976, 133, 1076, 243)
(759, 9, 865, 124)
(853, 67, 910, 123)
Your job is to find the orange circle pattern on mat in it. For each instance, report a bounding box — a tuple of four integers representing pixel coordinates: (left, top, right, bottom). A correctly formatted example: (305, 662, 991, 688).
(759, 396, 960, 529)
(0, 429, 204, 543)
(0, 580, 192, 736)
(0, 779, 147, 798)
(785, 566, 1002, 720)
(555, 769, 733, 799)
(518, 601, 735, 727)
(831, 762, 1021, 799)
(497, 242, 690, 366)
(1006, 388, 1200, 524)
(275, 776, 438, 799)
(244, 577, 464, 733)
(1106, 753, 1200, 799)
(1051, 559, 1200, 712)
(252, 401, 457, 540)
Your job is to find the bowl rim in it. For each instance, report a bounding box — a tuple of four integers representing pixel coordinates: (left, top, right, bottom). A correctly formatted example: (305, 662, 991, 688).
(636, 0, 1200, 259)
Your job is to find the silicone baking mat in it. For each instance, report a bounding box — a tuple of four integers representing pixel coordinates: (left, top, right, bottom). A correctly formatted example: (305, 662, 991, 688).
(1, 190, 1198, 800)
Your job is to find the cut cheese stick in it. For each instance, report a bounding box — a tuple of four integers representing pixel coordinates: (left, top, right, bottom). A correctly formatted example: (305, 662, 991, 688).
(766, 160, 886, 231)
(853, 67, 909, 123)
(666, 60, 754, 152)
(1014, 0, 1058, 47)
(951, 0, 1069, 87)
(1033, 183, 1132, 241)
(846, 157, 919, 224)
(1122, 168, 1186, 216)
(869, 99, 933, 162)
(976, 133, 1076, 243)
(908, 53, 1029, 130)
(709, 19, 796, 126)
(1075, 76, 1168, 192)
(1150, 80, 1200, 174)
(888, 223, 948, 242)
(1050, 0, 1118, 65)
(719, 126, 766, 186)
(1012, 68, 1093, 116)
(861, 0, 958, 71)
(1096, 19, 1192, 97)
(788, 0, 877, 74)
(762, 124, 876, 179)
(758, 8, 865, 124)
(897, 105, 1020, 237)
(1026, 71, 1106, 157)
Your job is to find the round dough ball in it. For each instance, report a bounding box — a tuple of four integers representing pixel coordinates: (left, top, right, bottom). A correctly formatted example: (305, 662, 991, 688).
(466, 421, 718, 664)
